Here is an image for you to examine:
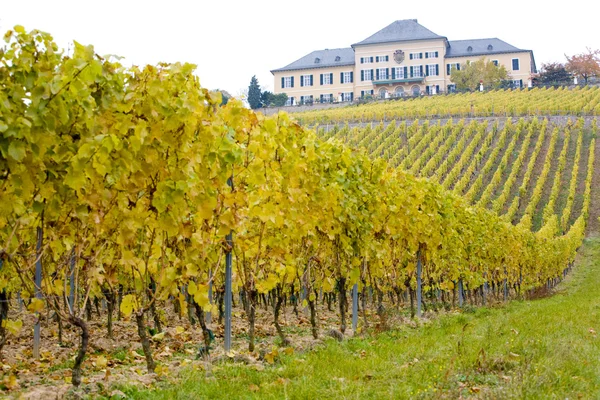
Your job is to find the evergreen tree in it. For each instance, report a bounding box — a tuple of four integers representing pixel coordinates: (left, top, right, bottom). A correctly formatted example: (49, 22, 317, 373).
(248, 75, 262, 109)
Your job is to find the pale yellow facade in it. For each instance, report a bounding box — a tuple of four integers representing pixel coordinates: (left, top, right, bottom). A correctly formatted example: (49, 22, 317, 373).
(444, 53, 534, 88)
(274, 65, 355, 105)
(271, 20, 536, 104)
(354, 39, 448, 98)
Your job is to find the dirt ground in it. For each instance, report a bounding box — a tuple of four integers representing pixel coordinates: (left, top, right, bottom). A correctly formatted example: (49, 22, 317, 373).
(0, 297, 424, 399)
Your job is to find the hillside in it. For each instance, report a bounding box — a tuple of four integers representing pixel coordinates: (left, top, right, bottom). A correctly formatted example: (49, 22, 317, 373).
(290, 86, 600, 124)
(316, 116, 599, 234)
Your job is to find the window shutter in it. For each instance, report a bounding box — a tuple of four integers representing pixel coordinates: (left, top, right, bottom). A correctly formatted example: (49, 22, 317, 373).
(376, 69, 379, 80)
(371, 69, 374, 80)
(320, 74, 323, 85)
(410, 53, 413, 60)
(425, 53, 429, 59)
(370, 57, 374, 63)
(404, 66, 408, 78)
(310, 75, 313, 86)
(350, 93, 354, 101)
(300, 76, 304, 87)
(361, 70, 364, 81)
(457, 63, 461, 71)
(392, 68, 396, 79)
(436, 64, 439, 76)
(386, 55, 389, 61)
(360, 57, 364, 64)
(420, 66, 423, 76)
(291, 76, 294, 87)
(435, 51, 439, 57)
(386, 68, 389, 79)
(340, 72, 344, 84)
(410, 66, 413, 77)
(350, 72, 353, 83)
(320, 94, 323, 103)
(361, 90, 364, 97)
(281, 77, 284, 88)
(426, 66, 430, 77)
(420, 52, 423, 59)
(300, 96, 304, 103)
(520, 79, 523, 88)
(376, 56, 379, 62)
(436, 85, 440, 93)
(330, 73, 334, 84)
(447, 64, 450, 75)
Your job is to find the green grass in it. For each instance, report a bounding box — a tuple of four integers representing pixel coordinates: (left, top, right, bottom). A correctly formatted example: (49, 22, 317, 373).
(123, 237, 600, 399)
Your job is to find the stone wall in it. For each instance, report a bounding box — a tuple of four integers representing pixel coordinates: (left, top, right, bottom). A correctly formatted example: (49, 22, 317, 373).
(257, 101, 351, 117)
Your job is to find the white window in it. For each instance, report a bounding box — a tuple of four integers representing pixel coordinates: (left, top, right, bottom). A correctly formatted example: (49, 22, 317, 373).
(512, 58, 520, 70)
(361, 90, 374, 97)
(321, 94, 332, 103)
(378, 68, 388, 80)
(343, 72, 352, 84)
(447, 84, 456, 93)
(322, 74, 331, 85)
(513, 80, 522, 89)
(412, 66, 422, 78)
(376, 55, 389, 62)
(360, 57, 373, 64)
(394, 67, 405, 79)
(300, 95, 313, 104)
(285, 97, 294, 106)
(362, 69, 372, 81)
(302, 75, 312, 86)
(283, 77, 293, 88)
(410, 52, 423, 60)
(427, 64, 437, 76)
(425, 51, 437, 58)
(492, 60, 499, 67)
(342, 92, 353, 102)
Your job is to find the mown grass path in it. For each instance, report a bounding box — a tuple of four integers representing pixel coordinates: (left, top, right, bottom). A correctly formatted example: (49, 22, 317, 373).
(128, 238, 600, 399)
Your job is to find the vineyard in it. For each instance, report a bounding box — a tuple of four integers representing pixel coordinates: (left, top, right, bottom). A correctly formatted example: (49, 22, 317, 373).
(316, 116, 597, 233)
(0, 28, 598, 397)
(292, 86, 600, 124)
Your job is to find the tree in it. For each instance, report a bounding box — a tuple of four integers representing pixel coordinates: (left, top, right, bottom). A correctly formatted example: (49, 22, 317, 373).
(260, 91, 288, 108)
(450, 58, 509, 91)
(247, 75, 262, 109)
(566, 48, 600, 84)
(261, 90, 273, 107)
(211, 89, 231, 106)
(271, 93, 288, 107)
(535, 62, 571, 87)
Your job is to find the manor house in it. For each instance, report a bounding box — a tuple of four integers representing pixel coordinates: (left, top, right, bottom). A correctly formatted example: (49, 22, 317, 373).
(271, 19, 536, 105)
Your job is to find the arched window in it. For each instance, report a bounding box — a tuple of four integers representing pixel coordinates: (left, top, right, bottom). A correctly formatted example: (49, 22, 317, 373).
(394, 86, 404, 97)
(335, 56, 341, 62)
(487, 44, 493, 51)
(315, 57, 320, 64)
(467, 46, 473, 52)
(411, 85, 420, 96)
(378, 88, 387, 99)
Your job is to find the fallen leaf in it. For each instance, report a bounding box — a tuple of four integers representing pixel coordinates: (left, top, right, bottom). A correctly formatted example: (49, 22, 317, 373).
(95, 355, 108, 369)
(283, 347, 294, 355)
(249, 384, 260, 392)
(3, 374, 18, 390)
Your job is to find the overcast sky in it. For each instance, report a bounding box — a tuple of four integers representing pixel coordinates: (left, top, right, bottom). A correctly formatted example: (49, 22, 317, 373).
(2, 0, 598, 96)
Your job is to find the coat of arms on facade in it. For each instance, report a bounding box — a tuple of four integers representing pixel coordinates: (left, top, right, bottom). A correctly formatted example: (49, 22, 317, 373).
(393, 50, 405, 64)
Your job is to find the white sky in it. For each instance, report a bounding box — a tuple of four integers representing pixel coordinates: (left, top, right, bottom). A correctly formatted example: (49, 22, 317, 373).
(2, 0, 599, 96)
